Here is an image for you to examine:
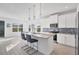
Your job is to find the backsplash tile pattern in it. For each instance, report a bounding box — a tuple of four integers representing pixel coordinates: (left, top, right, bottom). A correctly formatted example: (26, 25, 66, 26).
(43, 28, 78, 34)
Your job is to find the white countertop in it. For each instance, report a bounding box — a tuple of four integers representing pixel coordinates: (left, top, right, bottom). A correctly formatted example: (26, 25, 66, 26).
(26, 32, 55, 39)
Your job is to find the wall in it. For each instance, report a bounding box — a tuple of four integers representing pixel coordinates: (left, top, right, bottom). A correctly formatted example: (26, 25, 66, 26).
(0, 17, 26, 37)
(0, 8, 27, 37)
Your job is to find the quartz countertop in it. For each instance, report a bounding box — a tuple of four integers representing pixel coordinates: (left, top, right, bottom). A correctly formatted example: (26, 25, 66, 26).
(26, 32, 56, 39)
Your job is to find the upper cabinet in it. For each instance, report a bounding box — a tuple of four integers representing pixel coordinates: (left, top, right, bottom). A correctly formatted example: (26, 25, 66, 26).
(58, 12, 76, 28)
(40, 15, 58, 28)
(58, 14, 66, 28)
(49, 15, 58, 24)
(65, 13, 76, 28)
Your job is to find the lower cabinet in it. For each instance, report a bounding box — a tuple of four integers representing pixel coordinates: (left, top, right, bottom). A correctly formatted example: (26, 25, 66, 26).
(57, 34, 65, 44)
(57, 33, 75, 47)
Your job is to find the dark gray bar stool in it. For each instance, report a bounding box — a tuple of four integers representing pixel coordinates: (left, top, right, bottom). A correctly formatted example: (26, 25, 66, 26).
(26, 34, 38, 55)
(21, 32, 30, 50)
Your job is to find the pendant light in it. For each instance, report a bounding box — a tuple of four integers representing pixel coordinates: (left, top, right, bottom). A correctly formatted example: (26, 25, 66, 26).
(28, 8, 30, 20)
(40, 3, 42, 18)
(33, 4, 36, 20)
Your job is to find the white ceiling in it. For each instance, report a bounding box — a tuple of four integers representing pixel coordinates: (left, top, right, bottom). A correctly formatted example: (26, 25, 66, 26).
(0, 3, 32, 20)
(0, 3, 78, 20)
(42, 3, 78, 15)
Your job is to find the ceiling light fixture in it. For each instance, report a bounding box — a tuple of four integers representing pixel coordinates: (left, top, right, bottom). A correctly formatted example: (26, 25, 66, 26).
(65, 6, 69, 8)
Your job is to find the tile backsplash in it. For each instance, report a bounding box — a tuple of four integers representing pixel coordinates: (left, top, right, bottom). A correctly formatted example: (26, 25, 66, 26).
(43, 28, 78, 34)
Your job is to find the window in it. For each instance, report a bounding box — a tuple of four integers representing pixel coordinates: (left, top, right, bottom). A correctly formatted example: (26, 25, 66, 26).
(12, 24, 23, 32)
(19, 24, 23, 32)
(37, 26, 41, 32)
(12, 24, 18, 32)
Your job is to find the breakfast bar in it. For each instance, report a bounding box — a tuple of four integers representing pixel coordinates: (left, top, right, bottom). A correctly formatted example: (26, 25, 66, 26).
(26, 32, 55, 55)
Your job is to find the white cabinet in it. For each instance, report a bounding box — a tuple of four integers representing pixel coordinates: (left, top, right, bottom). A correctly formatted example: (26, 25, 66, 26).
(57, 33, 75, 47)
(57, 34, 65, 44)
(65, 13, 76, 28)
(58, 15, 66, 28)
(58, 12, 76, 28)
(65, 34, 75, 47)
(40, 15, 58, 29)
(57, 12, 76, 47)
(49, 15, 58, 24)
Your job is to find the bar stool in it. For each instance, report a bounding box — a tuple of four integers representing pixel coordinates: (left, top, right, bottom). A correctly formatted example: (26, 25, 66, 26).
(26, 34, 38, 55)
(21, 32, 30, 50)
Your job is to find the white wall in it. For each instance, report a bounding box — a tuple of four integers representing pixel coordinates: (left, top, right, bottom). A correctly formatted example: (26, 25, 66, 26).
(0, 7, 27, 37)
(0, 17, 27, 37)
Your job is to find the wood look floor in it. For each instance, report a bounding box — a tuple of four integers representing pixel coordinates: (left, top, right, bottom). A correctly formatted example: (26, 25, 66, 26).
(52, 42, 76, 55)
(0, 37, 76, 55)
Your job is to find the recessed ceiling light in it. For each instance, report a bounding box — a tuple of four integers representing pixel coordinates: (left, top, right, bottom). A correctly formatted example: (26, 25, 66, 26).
(65, 6, 69, 8)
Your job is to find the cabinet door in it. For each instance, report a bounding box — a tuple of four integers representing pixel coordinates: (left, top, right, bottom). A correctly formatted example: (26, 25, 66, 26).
(57, 34, 75, 47)
(57, 33, 65, 44)
(65, 13, 76, 28)
(65, 34, 75, 47)
(58, 15, 66, 28)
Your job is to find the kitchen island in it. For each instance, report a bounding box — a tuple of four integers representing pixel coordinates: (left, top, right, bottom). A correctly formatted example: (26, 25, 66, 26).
(26, 32, 55, 55)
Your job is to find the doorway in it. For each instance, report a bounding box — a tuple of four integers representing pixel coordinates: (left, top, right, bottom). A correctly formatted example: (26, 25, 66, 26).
(0, 21, 5, 37)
